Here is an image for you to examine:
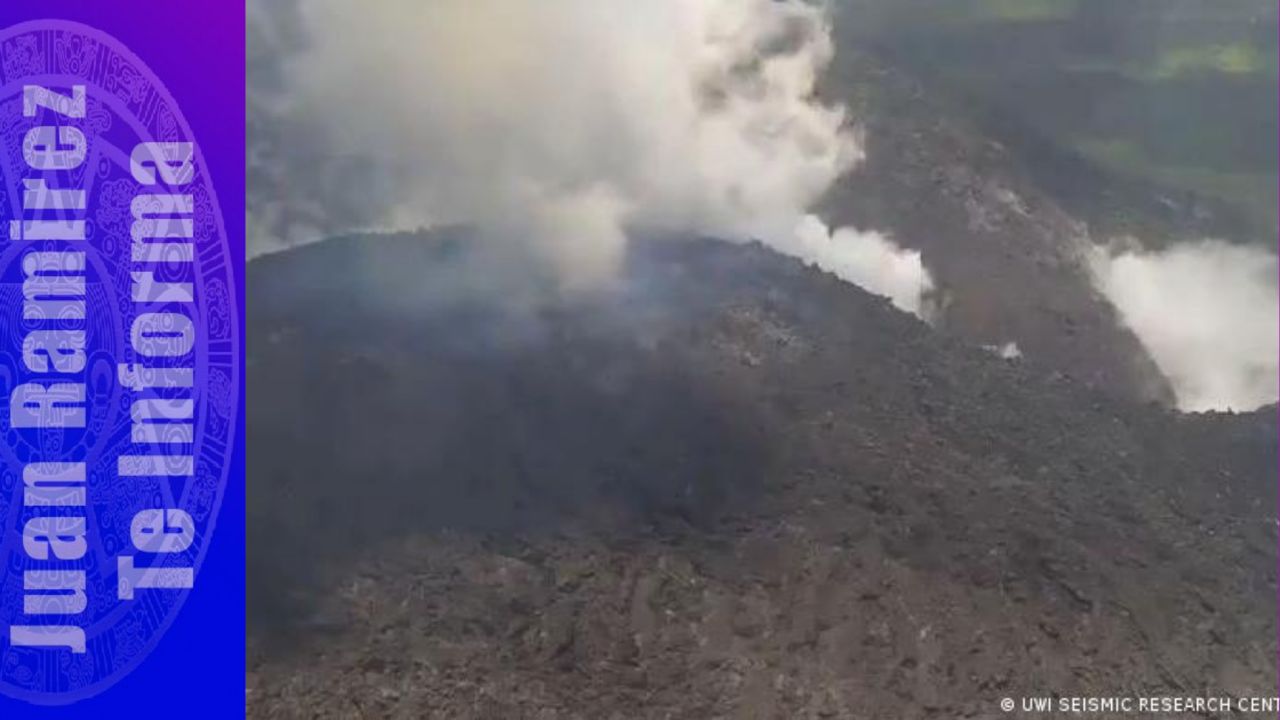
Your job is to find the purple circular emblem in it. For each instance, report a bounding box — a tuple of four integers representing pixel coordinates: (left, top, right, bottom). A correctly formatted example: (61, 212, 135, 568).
(0, 20, 238, 703)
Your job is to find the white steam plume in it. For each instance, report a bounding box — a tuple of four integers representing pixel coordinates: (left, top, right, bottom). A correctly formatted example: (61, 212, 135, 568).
(1090, 240, 1279, 412)
(791, 215, 933, 314)
(248, 0, 933, 313)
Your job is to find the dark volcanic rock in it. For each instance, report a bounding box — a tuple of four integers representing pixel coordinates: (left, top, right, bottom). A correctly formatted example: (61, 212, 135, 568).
(820, 51, 1177, 407)
(247, 231, 1275, 719)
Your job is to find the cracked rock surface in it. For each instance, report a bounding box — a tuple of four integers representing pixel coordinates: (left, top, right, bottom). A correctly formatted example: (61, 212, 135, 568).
(247, 233, 1275, 719)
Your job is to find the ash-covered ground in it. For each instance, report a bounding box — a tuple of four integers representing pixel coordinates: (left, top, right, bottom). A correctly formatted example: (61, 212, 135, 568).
(246, 231, 1275, 719)
(245, 3, 1277, 717)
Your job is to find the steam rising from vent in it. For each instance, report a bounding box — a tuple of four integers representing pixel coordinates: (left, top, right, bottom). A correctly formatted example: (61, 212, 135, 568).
(1090, 240, 1279, 412)
(247, 0, 933, 314)
(982, 342, 1023, 361)
(791, 216, 933, 315)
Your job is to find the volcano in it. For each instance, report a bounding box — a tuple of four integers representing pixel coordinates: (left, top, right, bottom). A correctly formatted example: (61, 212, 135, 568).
(246, 229, 1275, 719)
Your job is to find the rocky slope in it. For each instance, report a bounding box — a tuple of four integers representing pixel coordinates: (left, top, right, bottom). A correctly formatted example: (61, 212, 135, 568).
(246, 232, 1276, 719)
(820, 50, 1178, 406)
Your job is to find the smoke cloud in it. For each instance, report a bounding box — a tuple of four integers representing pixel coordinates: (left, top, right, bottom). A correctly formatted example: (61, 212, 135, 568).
(791, 215, 933, 315)
(1090, 240, 1279, 412)
(247, 0, 933, 313)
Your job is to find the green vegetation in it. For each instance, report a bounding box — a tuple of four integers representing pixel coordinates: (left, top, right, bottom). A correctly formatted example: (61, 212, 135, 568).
(837, 0, 1279, 240)
(1076, 138, 1278, 233)
(1157, 43, 1260, 76)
